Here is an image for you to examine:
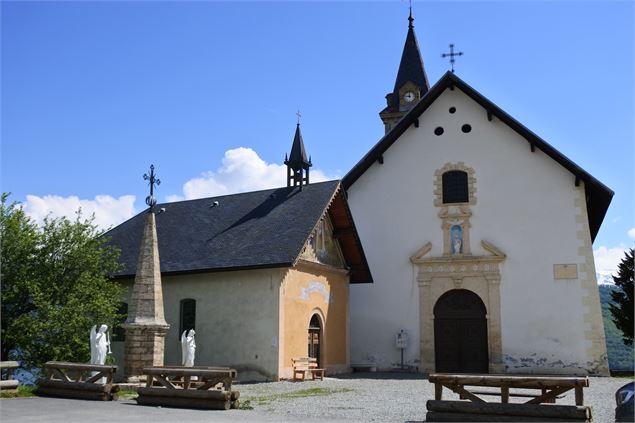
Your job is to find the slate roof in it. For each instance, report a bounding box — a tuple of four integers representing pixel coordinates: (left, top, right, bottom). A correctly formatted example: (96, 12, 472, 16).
(104, 180, 372, 283)
(343, 71, 614, 241)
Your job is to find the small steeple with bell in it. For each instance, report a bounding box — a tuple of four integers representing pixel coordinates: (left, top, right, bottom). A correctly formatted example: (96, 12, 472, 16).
(285, 113, 312, 189)
(379, 6, 429, 134)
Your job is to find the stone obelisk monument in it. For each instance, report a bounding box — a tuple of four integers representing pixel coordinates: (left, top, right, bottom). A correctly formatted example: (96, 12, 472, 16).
(123, 165, 170, 382)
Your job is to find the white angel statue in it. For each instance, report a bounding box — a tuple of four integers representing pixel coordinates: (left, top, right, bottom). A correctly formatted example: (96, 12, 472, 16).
(181, 329, 196, 367)
(90, 324, 111, 365)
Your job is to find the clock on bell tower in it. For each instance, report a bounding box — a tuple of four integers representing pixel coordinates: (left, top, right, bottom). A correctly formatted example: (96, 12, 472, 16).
(379, 8, 429, 134)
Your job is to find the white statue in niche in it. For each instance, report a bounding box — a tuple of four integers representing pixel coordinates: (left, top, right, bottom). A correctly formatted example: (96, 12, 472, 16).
(90, 324, 111, 365)
(450, 225, 463, 255)
(181, 329, 196, 367)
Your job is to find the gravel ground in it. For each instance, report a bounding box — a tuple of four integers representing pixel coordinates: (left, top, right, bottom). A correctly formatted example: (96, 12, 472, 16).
(1, 373, 629, 422)
(235, 373, 629, 422)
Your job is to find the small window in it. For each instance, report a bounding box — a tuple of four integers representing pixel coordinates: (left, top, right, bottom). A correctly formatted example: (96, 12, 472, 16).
(180, 299, 196, 335)
(442, 170, 469, 203)
(113, 302, 128, 341)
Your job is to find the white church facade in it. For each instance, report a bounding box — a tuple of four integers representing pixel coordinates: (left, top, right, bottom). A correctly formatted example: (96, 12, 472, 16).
(343, 13, 612, 376)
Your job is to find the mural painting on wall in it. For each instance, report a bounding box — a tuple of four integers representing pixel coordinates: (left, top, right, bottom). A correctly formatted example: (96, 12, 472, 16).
(302, 217, 346, 267)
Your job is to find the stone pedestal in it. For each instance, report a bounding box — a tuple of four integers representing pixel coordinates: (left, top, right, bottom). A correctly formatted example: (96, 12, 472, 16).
(122, 323, 169, 381)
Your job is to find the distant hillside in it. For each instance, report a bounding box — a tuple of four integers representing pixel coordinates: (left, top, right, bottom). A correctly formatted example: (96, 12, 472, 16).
(599, 284, 634, 371)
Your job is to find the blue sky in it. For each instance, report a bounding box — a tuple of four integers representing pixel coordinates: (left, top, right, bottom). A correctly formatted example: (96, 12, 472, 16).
(2, 1, 633, 278)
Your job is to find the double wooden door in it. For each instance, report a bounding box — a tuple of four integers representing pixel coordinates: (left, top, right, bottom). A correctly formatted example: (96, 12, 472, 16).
(434, 289, 489, 373)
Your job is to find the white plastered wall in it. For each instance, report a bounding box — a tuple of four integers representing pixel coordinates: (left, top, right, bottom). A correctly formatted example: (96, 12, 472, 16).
(348, 87, 608, 374)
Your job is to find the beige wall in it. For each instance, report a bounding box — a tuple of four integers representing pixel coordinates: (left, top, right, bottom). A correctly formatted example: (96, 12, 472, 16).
(113, 269, 282, 382)
(113, 263, 353, 381)
(278, 260, 350, 379)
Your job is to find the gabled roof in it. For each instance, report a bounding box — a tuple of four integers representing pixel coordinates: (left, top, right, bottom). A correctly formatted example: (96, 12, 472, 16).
(343, 71, 613, 241)
(104, 180, 372, 283)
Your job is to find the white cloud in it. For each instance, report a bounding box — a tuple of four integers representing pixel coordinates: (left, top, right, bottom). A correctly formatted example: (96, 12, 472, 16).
(168, 147, 337, 201)
(593, 245, 627, 284)
(628, 227, 635, 239)
(23, 194, 137, 230)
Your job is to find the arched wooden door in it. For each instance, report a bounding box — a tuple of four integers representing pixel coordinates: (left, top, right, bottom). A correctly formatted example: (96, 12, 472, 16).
(308, 314, 322, 367)
(434, 289, 488, 373)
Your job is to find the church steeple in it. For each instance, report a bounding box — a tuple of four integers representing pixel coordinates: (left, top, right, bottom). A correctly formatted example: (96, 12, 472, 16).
(285, 123, 312, 188)
(379, 9, 429, 134)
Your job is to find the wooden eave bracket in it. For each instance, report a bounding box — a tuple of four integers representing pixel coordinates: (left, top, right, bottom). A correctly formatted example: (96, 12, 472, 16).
(487, 110, 493, 122)
(378, 155, 384, 164)
(529, 142, 536, 152)
(414, 118, 420, 128)
(575, 176, 581, 187)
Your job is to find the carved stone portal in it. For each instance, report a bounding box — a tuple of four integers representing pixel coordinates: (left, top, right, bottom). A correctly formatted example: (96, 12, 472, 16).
(411, 240, 506, 373)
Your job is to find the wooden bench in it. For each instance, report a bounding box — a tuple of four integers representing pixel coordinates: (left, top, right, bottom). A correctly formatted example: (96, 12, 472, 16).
(37, 361, 119, 401)
(0, 361, 20, 392)
(136, 366, 239, 410)
(427, 373, 592, 422)
(292, 357, 324, 381)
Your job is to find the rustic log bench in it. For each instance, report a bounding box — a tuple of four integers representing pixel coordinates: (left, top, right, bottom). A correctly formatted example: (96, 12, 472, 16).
(427, 373, 592, 422)
(292, 357, 324, 381)
(37, 361, 119, 401)
(136, 366, 240, 410)
(0, 361, 20, 392)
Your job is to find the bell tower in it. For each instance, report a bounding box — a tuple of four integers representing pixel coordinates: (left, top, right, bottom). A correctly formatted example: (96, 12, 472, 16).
(379, 8, 429, 133)
(284, 122, 312, 189)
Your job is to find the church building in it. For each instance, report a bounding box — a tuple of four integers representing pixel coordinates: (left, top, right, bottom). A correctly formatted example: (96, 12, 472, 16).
(106, 125, 372, 381)
(343, 11, 612, 375)
(106, 9, 612, 379)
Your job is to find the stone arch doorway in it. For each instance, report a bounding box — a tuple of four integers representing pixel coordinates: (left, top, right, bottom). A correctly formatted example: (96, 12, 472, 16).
(434, 289, 488, 373)
(308, 314, 322, 367)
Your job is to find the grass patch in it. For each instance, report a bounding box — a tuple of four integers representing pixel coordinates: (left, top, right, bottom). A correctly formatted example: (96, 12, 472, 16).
(0, 385, 37, 398)
(239, 399, 254, 410)
(245, 387, 354, 407)
(117, 389, 138, 400)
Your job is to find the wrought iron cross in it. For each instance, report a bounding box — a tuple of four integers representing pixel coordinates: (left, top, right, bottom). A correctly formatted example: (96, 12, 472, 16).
(296, 110, 302, 125)
(143, 164, 161, 209)
(442, 44, 463, 73)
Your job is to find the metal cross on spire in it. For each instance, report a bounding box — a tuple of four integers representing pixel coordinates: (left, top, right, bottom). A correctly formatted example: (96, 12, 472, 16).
(143, 164, 161, 210)
(408, 0, 414, 28)
(441, 43, 464, 73)
(296, 110, 302, 125)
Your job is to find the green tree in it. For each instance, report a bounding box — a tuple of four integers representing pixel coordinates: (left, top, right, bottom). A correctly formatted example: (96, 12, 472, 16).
(0, 193, 125, 370)
(609, 248, 634, 346)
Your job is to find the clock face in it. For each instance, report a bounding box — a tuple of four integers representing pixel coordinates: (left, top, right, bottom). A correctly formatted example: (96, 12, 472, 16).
(404, 91, 416, 102)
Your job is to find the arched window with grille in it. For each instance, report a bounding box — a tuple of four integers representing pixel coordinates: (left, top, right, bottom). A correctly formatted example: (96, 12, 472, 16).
(180, 299, 196, 335)
(442, 170, 469, 204)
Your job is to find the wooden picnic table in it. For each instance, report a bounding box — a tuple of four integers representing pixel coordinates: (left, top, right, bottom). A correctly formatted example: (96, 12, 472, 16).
(37, 361, 119, 401)
(143, 366, 237, 391)
(0, 361, 20, 391)
(137, 366, 240, 410)
(429, 373, 589, 406)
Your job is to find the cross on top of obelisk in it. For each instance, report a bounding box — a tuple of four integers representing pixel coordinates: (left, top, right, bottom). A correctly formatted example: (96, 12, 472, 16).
(143, 164, 161, 210)
(441, 43, 464, 73)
